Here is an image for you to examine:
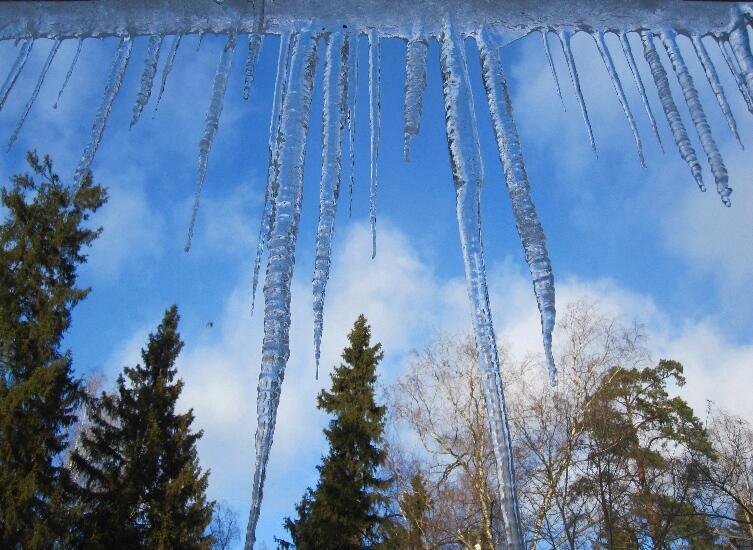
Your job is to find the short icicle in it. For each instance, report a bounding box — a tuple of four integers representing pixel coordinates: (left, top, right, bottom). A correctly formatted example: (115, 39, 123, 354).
(0, 38, 34, 112)
(130, 35, 163, 127)
(7, 40, 61, 151)
(438, 21, 523, 549)
(74, 36, 132, 187)
(313, 31, 350, 378)
(153, 34, 182, 115)
(368, 28, 381, 258)
(661, 30, 731, 206)
(640, 31, 705, 191)
(557, 28, 597, 154)
(53, 38, 83, 109)
(541, 29, 566, 111)
(403, 34, 428, 161)
(348, 31, 359, 216)
(477, 28, 557, 388)
(729, 13, 753, 105)
(593, 31, 645, 166)
(245, 30, 319, 550)
(243, 33, 263, 100)
(717, 38, 753, 114)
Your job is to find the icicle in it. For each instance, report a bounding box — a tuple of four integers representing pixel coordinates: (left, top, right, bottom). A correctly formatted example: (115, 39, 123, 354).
(438, 21, 523, 549)
(53, 38, 83, 110)
(640, 32, 705, 191)
(691, 34, 743, 148)
(719, 38, 753, 114)
(313, 31, 349, 378)
(185, 33, 237, 252)
(368, 29, 380, 258)
(557, 29, 597, 155)
(348, 31, 359, 217)
(196, 32, 205, 51)
(245, 31, 319, 550)
(403, 35, 428, 161)
(73, 36, 132, 187)
(243, 33, 263, 100)
(0, 38, 34, 112)
(593, 31, 645, 166)
(729, 16, 753, 106)
(661, 30, 731, 206)
(477, 28, 557, 388)
(541, 29, 565, 111)
(153, 34, 181, 115)
(619, 32, 664, 152)
(130, 35, 162, 127)
(251, 31, 292, 315)
(7, 40, 61, 151)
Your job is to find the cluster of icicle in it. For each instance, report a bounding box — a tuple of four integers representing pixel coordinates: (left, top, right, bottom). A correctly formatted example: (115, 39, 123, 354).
(2, 6, 753, 547)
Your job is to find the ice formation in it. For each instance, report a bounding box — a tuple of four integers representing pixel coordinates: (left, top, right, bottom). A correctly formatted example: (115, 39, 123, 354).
(1, 1, 752, 547)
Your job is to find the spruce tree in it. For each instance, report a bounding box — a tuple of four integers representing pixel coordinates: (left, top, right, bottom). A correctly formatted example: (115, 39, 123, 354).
(282, 315, 391, 549)
(0, 152, 106, 547)
(73, 306, 214, 549)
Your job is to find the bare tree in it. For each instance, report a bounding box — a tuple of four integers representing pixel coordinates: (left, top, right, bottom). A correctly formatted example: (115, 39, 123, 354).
(209, 501, 240, 550)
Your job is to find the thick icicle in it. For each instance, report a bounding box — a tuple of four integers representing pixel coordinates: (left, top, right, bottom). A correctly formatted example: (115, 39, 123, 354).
(729, 16, 753, 106)
(541, 29, 566, 111)
(348, 31, 359, 216)
(477, 28, 557, 388)
(245, 31, 318, 550)
(243, 33, 263, 100)
(7, 40, 61, 151)
(718, 38, 753, 115)
(593, 31, 645, 166)
(0, 38, 34, 112)
(251, 31, 291, 315)
(438, 21, 523, 549)
(640, 32, 705, 191)
(185, 33, 237, 252)
(557, 29, 597, 154)
(130, 35, 162, 127)
(313, 31, 349, 377)
(53, 38, 83, 109)
(153, 34, 181, 115)
(73, 36, 132, 187)
(691, 34, 742, 148)
(661, 30, 731, 206)
(368, 29, 380, 258)
(403, 35, 428, 161)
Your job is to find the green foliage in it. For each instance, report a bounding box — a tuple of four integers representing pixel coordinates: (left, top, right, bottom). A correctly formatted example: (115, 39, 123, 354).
(73, 306, 214, 549)
(0, 152, 106, 547)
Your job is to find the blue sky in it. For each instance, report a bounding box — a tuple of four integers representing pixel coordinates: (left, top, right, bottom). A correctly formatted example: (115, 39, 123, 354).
(1, 27, 752, 548)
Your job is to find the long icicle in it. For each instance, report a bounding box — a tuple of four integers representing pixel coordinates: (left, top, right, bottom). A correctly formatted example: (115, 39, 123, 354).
(477, 28, 557, 388)
(251, 31, 292, 315)
(243, 33, 263, 100)
(313, 31, 350, 378)
(729, 14, 753, 105)
(0, 38, 34, 112)
(717, 38, 753, 114)
(74, 36, 132, 187)
(185, 33, 237, 252)
(348, 31, 359, 217)
(661, 30, 731, 206)
(691, 34, 743, 148)
(153, 34, 182, 115)
(368, 29, 380, 258)
(541, 29, 566, 111)
(403, 34, 428, 161)
(557, 28, 597, 155)
(438, 21, 523, 549)
(53, 38, 83, 110)
(245, 30, 319, 550)
(7, 40, 61, 151)
(130, 35, 163, 127)
(640, 31, 705, 191)
(593, 31, 645, 166)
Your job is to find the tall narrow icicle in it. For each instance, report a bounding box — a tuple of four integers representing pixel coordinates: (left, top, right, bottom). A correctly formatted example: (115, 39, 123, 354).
(153, 34, 181, 115)
(7, 40, 61, 151)
(313, 31, 350, 377)
(245, 31, 318, 550)
(185, 33, 237, 252)
(729, 15, 753, 105)
(403, 34, 428, 161)
(73, 36, 132, 187)
(541, 29, 565, 111)
(593, 31, 645, 166)
(477, 28, 557, 388)
(641, 32, 705, 191)
(691, 34, 743, 148)
(661, 30, 731, 206)
(557, 29, 597, 154)
(368, 29, 380, 258)
(130, 35, 162, 127)
(53, 38, 83, 109)
(438, 21, 523, 549)
(0, 38, 34, 112)
(243, 33, 263, 100)
(348, 31, 359, 216)
(251, 31, 291, 315)
(717, 38, 753, 114)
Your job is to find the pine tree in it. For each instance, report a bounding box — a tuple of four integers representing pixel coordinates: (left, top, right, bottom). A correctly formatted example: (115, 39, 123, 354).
(282, 315, 391, 549)
(73, 306, 214, 549)
(0, 152, 106, 547)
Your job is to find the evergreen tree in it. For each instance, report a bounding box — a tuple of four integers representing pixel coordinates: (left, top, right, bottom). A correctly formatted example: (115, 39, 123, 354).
(73, 306, 214, 549)
(282, 315, 391, 549)
(0, 152, 106, 547)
